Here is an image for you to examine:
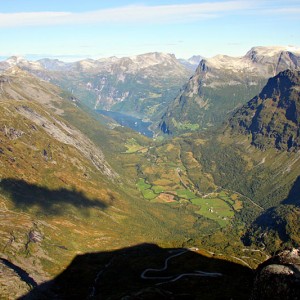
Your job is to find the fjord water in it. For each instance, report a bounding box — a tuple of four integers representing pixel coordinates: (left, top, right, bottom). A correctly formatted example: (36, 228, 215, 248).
(97, 110, 153, 137)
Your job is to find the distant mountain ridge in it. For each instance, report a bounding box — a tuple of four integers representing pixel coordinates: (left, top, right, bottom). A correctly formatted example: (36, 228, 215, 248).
(160, 46, 300, 135)
(0, 52, 193, 121)
(178, 55, 204, 71)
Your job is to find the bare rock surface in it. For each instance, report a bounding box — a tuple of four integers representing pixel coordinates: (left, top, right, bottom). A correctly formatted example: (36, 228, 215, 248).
(251, 248, 300, 300)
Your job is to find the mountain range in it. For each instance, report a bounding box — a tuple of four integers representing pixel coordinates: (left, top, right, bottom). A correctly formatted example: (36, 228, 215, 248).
(160, 46, 300, 134)
(1, 46, 300, 299)
(0, 53, 193, 122)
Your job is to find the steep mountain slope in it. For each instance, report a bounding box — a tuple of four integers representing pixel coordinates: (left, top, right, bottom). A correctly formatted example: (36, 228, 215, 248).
(0, 53, 192, 121)
(160, 46, 300, 134)
(0, 67, 119, 297)
(0, 67, 117, 178)
(205, 70, 300, 251)
(229, 69, 300, 151)
(231, 67, 300, 249)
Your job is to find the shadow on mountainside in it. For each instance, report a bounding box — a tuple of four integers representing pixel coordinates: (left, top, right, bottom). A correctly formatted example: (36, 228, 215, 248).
(283, 176, 300, 206)
(21, 243, 254, 300)
(0, 178, 109, 216)
(242, 176, 300, 248)
(0, 258, 38, 289)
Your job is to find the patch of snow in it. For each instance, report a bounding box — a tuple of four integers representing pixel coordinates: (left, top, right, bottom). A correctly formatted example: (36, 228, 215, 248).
(204, 46, 300, 73)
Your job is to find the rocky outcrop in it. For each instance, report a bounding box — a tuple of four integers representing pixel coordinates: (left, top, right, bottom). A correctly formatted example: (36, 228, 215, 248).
(251, 248, 300, 300)
(1, 126, 24, 140)
(16, 105, 118, 179)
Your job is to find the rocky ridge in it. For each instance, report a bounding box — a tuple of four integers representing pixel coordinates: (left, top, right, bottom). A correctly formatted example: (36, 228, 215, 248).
(228, 69, 300, 151)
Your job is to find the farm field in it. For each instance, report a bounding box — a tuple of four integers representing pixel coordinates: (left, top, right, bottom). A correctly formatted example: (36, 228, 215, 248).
(137, 177, 242, 227)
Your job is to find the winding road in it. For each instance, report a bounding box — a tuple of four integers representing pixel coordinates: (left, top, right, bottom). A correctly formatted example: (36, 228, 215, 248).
(141, 248, 222, 285)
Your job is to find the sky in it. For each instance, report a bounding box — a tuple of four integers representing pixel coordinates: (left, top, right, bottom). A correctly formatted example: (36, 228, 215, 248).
(0, 0, 300, 61)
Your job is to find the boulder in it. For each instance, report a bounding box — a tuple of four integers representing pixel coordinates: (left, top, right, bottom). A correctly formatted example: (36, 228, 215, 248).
(251, 248, 300, 300)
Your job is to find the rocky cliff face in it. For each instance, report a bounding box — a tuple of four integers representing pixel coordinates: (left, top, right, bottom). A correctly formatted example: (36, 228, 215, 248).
(251, 248, 300, 300)
(160, 46, 300, 135)
(0, 67, 117, 178)
(229, 69, 300, 151)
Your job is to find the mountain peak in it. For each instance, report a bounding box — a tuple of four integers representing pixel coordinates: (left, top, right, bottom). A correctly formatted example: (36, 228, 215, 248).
(129, 52, 178, 67)
(2, 65, 29, 76)
(259, 69, 300, 97)
(246, 46, 300, 59)
(5, 56, 27, 65)
(229, 69, 300, 151)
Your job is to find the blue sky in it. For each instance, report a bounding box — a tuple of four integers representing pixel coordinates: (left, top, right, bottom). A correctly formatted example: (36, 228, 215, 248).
(0, 0, 299, 61)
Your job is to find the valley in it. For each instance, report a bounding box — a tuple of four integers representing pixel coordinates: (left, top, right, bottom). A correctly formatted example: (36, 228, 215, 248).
(0, 47, 300, 299)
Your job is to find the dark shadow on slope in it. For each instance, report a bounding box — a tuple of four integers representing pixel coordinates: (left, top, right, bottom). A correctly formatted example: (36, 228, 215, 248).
(242, 206, 290, 247)
(0, 258, 38, 288)
(21, 243, 253, 300)
(282, 176, 300, 206)
(0, 178, 109, 216)
(243, 176, 300, 247)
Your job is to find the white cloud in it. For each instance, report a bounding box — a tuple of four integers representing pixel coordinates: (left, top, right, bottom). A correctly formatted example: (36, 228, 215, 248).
(264, 7, 300, 15)
(0, 12, 71, 27)
(0, 2, 255, 28)
(250, 0, 300, 16)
